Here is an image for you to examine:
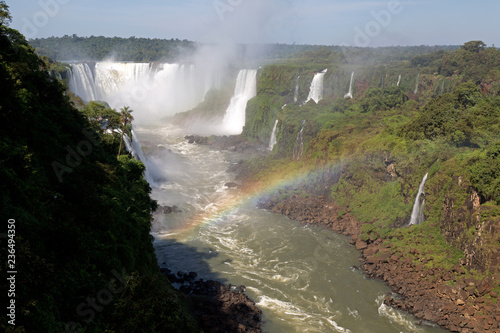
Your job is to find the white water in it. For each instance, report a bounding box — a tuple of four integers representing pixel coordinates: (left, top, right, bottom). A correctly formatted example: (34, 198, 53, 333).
(397, 75, 402, 87)
(305, 69, 327, 104)
(268, 120, 278, 150)
(294, 76, 300, 103)
(222, 69, 258, 135)
(120, 127, 155, 184)
(68, 62, 221, 124)
(344, 72, 354, 99)
(409, 173, 428, 226)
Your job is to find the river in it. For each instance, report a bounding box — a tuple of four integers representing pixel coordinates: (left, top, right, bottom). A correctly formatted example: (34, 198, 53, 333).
(136, 124, 448, 333)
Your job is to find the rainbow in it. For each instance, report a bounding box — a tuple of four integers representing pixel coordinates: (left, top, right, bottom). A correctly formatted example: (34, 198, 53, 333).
(162, 160, 344, 235)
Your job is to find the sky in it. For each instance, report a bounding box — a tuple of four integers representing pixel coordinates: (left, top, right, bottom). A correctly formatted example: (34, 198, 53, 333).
(6, 0, 500, 47)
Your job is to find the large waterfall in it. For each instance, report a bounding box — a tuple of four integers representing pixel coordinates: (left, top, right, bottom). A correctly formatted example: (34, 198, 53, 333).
(409, 173, 428, 226)
(68, 62, 221, 124)
(305, 69, 327, 104)
(221, 69, 258, 135)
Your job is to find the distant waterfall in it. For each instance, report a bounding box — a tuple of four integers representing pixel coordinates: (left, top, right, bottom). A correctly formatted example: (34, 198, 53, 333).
(305, 69, 327, 104)
(397, 75, 402, 87)
(293, 120, 305, 160)
(268, 120, 278, 150)
(344, 72, 354, 99)
(221, 69, 257, 135)
(414, 73, 420, 95)
(408, 173, 428, 226)
(294, 76, 300, 103)
(67, 62, 221, 123)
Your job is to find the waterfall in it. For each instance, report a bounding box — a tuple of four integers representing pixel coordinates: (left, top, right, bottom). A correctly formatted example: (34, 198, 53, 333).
(293, 120, 305, 160)
(397, 75, 401, 87)
(120, 127, 154, 184)
(408, 173, 428, 226)
(268, 120, 278, 150)
(69, 63, 99, 101)
(294, 76, 300, 103)
(305, 69, 327, 104)
(344, 72, 354, 99)
(221, 69, 257, 135)
(67, 62, 221, 124)
(414, 73, 420, 95)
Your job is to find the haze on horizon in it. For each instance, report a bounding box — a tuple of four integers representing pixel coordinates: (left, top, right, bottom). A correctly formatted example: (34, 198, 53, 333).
(7, 0, 500, 48)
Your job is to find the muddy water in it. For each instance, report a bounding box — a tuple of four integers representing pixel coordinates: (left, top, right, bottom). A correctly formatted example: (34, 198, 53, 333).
(137, 125, 449, 333)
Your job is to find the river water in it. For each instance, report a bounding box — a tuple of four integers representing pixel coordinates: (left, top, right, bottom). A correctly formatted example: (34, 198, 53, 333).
(136, 124, 449, 333)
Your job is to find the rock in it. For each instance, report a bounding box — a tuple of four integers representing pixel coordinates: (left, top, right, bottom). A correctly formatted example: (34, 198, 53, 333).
(225, 182, 239, 188)
(478, 277, 494, 296)
(355, 239, 368, 250)
(456, 299, 465, 306)
(160, 270, 262, 333)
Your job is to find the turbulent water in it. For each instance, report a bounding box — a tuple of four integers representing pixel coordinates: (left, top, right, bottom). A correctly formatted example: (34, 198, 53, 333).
(135, 125, 448, 333)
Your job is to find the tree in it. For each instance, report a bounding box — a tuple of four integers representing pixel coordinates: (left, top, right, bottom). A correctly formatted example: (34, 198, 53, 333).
(461, 40, 486, 54)
(117, 106, 134, 159)
(0, 1, 11, 27)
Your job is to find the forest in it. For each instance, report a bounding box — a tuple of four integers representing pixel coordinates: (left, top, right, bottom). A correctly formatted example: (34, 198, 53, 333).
(0, 4, 198, 332)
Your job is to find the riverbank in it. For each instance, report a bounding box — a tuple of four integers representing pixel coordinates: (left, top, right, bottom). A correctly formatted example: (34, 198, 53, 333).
(255, 191, 500, 333)
(161, 269, 263, 333)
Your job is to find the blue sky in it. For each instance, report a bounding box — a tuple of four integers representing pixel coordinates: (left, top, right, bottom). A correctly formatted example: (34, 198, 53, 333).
(7, 0, 500, 47)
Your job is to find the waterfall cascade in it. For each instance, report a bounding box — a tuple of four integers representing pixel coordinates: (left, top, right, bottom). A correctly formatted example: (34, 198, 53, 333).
(268, 120, 278, 150)
(293, 120, 305, 160)
(414, 73, 420, 95)
(305, 69, 327, 104)
(68, 62, 221, 123)
(344, 72, 354, 99)
(121, 127, 154, 184)
(221, 69, 258, 135)
(409, 173, 428, 226)
(397, 74, 402, 87)
(294, 76, 300, 103)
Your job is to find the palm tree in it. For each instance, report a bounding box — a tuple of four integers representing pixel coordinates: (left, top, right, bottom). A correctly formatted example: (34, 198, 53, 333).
(117, 106, 134, 159)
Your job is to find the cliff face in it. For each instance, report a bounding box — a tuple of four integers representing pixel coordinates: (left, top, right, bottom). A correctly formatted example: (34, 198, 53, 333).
(240, 46, 500, 331)
(441, 176, 500, 273)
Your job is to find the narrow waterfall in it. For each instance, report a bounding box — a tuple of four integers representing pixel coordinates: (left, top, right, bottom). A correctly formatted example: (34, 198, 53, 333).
(121, 127, 154, 185)
(305, 69, 327, 104)
(221, 69, 258, 135)
(268, 119, 278, 150)
(414, 73, 420, 95)
(344, 72, 354, 99)
(294, 76, 300, 103)
(397, 74, 402, 87)
(293, 120, 305, 160)
(408, 173, 428, 226)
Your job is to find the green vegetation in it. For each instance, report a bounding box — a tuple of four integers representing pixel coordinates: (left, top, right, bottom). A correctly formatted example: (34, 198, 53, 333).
(242, 42, 500, 275)
(0, 4, 198, 332)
